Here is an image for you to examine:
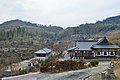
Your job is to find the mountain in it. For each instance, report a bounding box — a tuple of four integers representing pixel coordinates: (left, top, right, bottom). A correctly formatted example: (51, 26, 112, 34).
(0, 19, 64, 41)
(66, 15, 120, 36)
(0, 19, 64, 32)
(0, 15, 120, 42)
(0, 19, 43, 28)
(96, 15, 120, 24)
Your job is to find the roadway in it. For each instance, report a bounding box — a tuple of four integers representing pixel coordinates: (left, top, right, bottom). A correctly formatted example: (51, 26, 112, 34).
(2, 61, 110, 80)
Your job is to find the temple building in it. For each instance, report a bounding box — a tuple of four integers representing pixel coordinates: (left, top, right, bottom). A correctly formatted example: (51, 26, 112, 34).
(68, 37, 120, 60)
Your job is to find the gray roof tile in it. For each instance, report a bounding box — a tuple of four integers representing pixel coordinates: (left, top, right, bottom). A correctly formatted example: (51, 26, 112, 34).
(34, 48, 52, 54)
(76, 41, 97, 50)
(92, 45, 120, 49)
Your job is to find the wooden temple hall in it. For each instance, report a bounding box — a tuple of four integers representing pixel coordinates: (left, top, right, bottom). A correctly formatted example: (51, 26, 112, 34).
(68, 37, 120, 60)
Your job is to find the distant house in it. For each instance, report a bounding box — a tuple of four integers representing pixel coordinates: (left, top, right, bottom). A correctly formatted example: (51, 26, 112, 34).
(34, 48, 52, 61)
(68, 37, 120, 60)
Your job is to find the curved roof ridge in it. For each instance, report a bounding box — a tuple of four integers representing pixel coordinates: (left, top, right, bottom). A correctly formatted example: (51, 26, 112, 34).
(96, 36, 108, 45)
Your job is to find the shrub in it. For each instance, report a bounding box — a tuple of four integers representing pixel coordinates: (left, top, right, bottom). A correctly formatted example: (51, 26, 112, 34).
(88, 64, 91, 67)
(90, 60, 99, 67)
(19, 69, 28, 75)
(79, 58, 84, 62)
(40, 60, 86, 73)
(40, 65, 48, 73)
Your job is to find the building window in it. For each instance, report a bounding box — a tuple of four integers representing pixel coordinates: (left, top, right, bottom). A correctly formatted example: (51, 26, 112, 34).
(110, 52, 114, 55)
(75, 53, 77, 56)
(103, 52, 107, 56)
(109, 52, 115, 56)
(36, 54, 46, 57)
(115, 51, 117, 55)
(97, 52, 101, 56)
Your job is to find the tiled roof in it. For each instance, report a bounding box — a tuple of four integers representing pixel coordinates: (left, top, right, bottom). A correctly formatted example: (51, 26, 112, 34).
(96, 36, 108, 45)
(68, 37, 120, 51)
(67, 47, 78, 51)
(76, 41, 98, 50)
(92, 45, 120, 49)
(34, 48, 52, 54)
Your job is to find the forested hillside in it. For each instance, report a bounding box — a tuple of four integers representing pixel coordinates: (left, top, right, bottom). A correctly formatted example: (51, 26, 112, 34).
(0, 15, 120, 42)
(96, 15, 120, 24)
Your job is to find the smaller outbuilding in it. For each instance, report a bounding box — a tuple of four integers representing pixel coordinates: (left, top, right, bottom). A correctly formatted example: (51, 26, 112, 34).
(34, 48, 52, 61)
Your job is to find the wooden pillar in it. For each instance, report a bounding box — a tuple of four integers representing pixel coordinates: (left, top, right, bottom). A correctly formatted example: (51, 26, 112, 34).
(94, 52, 95, 57)
(108, 49, 109, 56)
(82, 51, 83, 58)
(101, 49, 102, 56)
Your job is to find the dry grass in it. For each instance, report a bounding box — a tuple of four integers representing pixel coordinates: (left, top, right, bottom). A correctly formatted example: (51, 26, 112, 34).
(89, 73, 101, 80)
(114, 59, 120, 80)
(89, 59, 120, 80)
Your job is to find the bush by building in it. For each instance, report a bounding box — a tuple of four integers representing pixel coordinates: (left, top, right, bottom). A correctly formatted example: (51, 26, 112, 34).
(90, 60, 99, 67)
(40, 60, 86, 73)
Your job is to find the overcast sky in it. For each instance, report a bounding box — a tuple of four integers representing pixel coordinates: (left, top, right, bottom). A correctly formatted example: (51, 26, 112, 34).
(0, 0, 120, 28)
